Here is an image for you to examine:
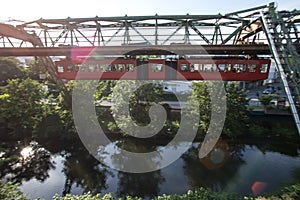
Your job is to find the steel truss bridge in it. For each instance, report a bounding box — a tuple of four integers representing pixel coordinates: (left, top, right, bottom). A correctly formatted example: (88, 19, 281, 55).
(1, 2, 300, 134)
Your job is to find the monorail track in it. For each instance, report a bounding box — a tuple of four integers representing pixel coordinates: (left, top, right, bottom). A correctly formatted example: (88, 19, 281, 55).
(0, 44, 295, 57)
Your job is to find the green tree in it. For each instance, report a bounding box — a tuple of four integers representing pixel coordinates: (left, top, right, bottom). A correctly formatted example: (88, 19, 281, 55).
(0, 182, 29, 200)
(186, 81, 212, 135)
(0, 57, 26, 85)
(0, 78, 48, 132)
(223, 82, 249, 137)
(186, 81, 249, 138)
(26, 58, 48, 80)
(109, 80, 164, 135)
(259, 94, 280, 106)
(95, 81, 116, 101)
(54, 80, 76, 134)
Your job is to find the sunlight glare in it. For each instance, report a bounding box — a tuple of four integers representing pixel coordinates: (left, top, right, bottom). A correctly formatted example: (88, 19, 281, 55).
(20, 146, 33, 160)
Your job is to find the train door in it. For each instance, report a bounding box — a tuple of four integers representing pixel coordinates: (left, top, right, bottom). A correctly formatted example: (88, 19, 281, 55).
(165, 59, 178, 80)
(148, 59, 165, 80)
(137, 59, 148, 80)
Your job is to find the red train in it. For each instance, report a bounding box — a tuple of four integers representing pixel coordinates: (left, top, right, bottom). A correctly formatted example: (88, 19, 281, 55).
(54, 57, 271, 81)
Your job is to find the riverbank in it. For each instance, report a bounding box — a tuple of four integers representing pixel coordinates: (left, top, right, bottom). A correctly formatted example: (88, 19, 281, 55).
(1, 182, 300, 200)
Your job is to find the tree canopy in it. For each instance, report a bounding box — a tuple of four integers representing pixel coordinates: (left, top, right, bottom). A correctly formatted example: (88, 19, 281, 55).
(0, 78, 48, 132)
(0, 57, 26, 85)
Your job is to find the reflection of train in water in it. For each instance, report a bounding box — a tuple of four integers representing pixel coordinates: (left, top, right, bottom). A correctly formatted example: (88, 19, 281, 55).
(55, 57, 271, 81)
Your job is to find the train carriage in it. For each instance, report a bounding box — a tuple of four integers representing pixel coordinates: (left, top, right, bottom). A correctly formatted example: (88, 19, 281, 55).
(178, 58, 270, 81)
(55, 57, 271, 81)
(55, 58, 137, 80)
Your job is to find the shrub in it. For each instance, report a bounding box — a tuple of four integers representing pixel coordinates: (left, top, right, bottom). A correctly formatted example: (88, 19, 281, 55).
(0, 182, 28, 200)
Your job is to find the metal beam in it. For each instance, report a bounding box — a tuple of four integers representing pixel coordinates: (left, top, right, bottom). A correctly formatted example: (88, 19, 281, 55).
(0, 44, 281, 57)
(0, 23, 43, 46)
(261, 11, 300, 135)
(0, 4, 298, 51)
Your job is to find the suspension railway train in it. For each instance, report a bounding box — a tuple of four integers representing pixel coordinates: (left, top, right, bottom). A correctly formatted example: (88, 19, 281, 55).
(55, 57, 271, 81)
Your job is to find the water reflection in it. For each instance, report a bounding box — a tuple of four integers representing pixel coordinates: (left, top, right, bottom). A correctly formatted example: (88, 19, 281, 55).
(20, 146, 34, 160)
(182, 140, 246, 192)
(117, 172, 165, 198)
(199, 140, 230, 170)
(62, 144, 113, 195)
(0, 141, 55, 183)
(0, 137, 299, 199)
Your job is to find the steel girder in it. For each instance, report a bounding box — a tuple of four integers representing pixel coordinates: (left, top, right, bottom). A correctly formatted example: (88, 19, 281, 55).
(0, 3, 282, 49)
(0, 3, 298, 56)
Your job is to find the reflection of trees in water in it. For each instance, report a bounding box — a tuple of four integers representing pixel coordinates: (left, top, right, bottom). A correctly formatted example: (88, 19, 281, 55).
(182, 140, 246, 192)
(109, 139, 163, 171)
(98, 139, 166, 199)
(0, 141, 55, 183)
(61, 144, 112, 196)
(245, 138, 300, 157)
(292, 167, 300, 182)
(117, 171, 165, 199)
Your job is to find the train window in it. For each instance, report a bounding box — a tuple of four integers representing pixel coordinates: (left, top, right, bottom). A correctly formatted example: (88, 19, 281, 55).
(150, 63, 163, 72)
(233, 64, 239, 73)
(100, 64, 109, 72)
(110, 64, 116, 71)
(74, 64, 80, 72)
(203, 64, 216, 72)
(190, 64, 195, 72)
(94, 64, 100, 72)
(218, 64, 225, 72)
(191, 64, 201, 72)
(126, 64, 134, 72)
(213, 64, 217, 72)
(239, 64, 247, 72)
(57, 65, 64, 73)
(224, 64, 231, 72)
(67, 65, 73, 72)
(260, 64, 268, 73)
(74, 64, 84, 72)
(203, 64, 210, 71)
(88, 64, 96, 72)
(77, 64, 85, 72)
(248, 64, 256, 73)
(115, 64, 125, 72)
(180, 64, 188, 72)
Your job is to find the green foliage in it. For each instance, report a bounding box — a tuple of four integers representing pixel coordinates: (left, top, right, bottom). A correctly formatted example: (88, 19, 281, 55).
(0, 78, 49, 132)
(271, 124, 298, 138)
(261, 183, 300, 200)
(186, 82, 249, 138)
(52, 192, 109, 200)
(1, 181, 300, 200)
(95, 81, 116, 101)
(26, 58, 48, 80)
(54, 80, 76, 134)
(223, 82, 249, 137)
(53, 80, 115, 135)
(50, 184, 300, 200)
(248, 124, 268, 136)
(109, 81, 164, 135)
(279, 183, 300, 199)
(259, 94, 280, 106)
(0, 182, 29, 200)
(156, 188, 238, 200)
(0, 57, 26, 85)
(52, 192, 142, 200)
(186, 81, 211, 134)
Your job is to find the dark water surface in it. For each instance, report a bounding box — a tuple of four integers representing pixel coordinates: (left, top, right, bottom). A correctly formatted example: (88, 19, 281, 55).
(0, 134, 300, 200)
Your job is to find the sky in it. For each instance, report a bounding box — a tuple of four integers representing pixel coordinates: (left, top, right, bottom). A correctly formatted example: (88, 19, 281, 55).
(0, 0, 299, 22)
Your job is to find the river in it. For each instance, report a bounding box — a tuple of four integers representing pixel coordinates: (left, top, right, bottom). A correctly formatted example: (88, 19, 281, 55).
(0, 132, 299, 199)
